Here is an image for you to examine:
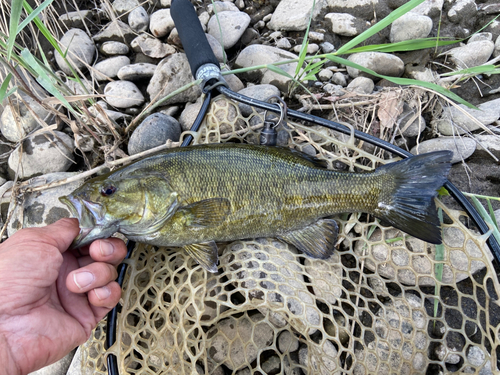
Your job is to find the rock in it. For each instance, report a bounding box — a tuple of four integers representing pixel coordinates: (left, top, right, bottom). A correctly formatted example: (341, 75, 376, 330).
(390, 12, 432, 43)
(104, 80, 144, 108)
(292, 43, 319, 54)
(331, 72, 346, 86)
(117, 63, 156, 81)
(128, 6, 149, 32)
(469, 32, 492, 43)
(60, 10, 92, 29)
(179, 97, 203, 131)
(411, 136, 476, 164)
(436, 98, 500, 135)
(494, 35, 500, 57)
(447, 0, 477, 24)
(320, 42, 335, 53)
(325, 13, 370, 36)
(406, 65, 438, 82)
(309, 31, 324, 43)
(327, 0, 385, 19)
(236, 84, 280, 116)
(298, 341, 338, 374)
(131, 34, 176, 59)
(398, 105, 426, 137)
(93, 20, 135, 44)
(93, 56, 130, 81)
(55, 29, 95, 75)
(207, 1, 239, 14)
(147, 53, 202, 105)
(346, 76, 374, 94)
(304, 256, 342, 305)
(268, 0, 326, 31)
(234, 45, 298, 92)
(198, 11, 210, 27)
(159, 0, 170, 6)
(347, 52, 404, 78)
(88, 101, 132, 123)
(318, 69, 333, 81)
(323, 83, 345, 95)
(28, 349, 76, 375)
(128, 113, 181, 155)
(99, 41, 129, 56)
(276, 38, 292, 50)
(206, 33, 226, 62)
(412, 0, 444, 17)
(262, 356, 281, 374)
(224, 73, 244, 92)
(475, 135, 500, 154)
(207, 11, 250, 49)
(112, 0, 139, 16)
(8, 131, 74, 180)
(149, 9, 175, 38)
(444, 40, 494, 69)
(278, 331, 299, 353)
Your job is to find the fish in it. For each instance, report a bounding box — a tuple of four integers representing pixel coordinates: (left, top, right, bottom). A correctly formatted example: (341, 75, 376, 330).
(60, 143, 452, 273)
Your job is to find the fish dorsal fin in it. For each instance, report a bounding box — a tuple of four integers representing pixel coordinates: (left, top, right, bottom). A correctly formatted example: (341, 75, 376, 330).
(180, 198, 231, 227)
(278, 219, 338, 259)
(183, 241, 219, 273)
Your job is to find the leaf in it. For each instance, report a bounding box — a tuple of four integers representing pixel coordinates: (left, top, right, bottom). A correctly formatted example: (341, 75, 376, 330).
(441, 65, 498, 77)
(268, 64, 294, 79)
(0, 73, 17, 103)
(18, 0, 54, 33)
(7, 0, 24, 61)
(377, 91, 404, 130)
(343, 38, 460, 54)
(470, 195, 500, 244)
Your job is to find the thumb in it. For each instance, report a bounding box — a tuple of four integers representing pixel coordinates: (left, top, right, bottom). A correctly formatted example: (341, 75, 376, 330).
(37, 218, 81, 253)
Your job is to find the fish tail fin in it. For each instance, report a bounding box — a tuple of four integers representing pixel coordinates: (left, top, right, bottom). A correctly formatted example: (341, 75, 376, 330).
(374, 151, 452, 244)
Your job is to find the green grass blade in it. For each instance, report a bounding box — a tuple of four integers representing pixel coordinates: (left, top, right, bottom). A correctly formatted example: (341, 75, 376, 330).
(18, 0, 54, 33)
(470, 195, 500, 244)
(441, 65, 498, 77)
(294, 0, 315, 77)
(343, 38, 459, 54)
(487, 199, 498, 230)
(336, 0, 425, 55)
(0, 73, 17, 103)
(326, 54, 477, 109)
(7, 0, 24, 61)
(268, 64, 294, 79)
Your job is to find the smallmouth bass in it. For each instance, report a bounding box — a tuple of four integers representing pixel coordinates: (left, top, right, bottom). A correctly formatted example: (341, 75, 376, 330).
(60, 144, 452, 272)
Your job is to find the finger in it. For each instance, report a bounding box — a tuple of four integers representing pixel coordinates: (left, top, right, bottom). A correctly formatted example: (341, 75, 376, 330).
(77, 255, 94, 268)
(88, 281, 122, 313)
(66, 262, 118, 294)
(88, 238, 128, 267)
(37, 218, 81, 253)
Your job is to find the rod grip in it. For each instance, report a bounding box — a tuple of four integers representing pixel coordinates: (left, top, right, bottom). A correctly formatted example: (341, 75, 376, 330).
(171, 0, 220, 79)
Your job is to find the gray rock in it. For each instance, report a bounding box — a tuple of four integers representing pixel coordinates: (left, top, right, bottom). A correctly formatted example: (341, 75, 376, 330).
(237, 84, 280, 116)
(207, 11, 250, 49)
(390, 12, 432, 43)
(321, 42, 335, 53)
(323, 83, 345, 95)
(55, 29, 95, 75)
(475, 135, 500, 154)
(104, 80, 145, 108)
(93, 20, 136, 44)
(347, 52, 404, 78)
(117, 63, 156, 81)
(444, 40, 494, 69)
(147, 53, 202, 105)
(149, 9, 174, 38)
(179, 97, 203, 131)
(292, 43, 319, 54)
(276, 38, 292, 50)
(59, 10, 92, 29)
(93, 55, 130, 81)
(206, 33, 226, 62)
(28, 349, 76, 375)
(494, 35, 500, 58)
(411, 136, 476, 164)
(207, 1, 239, 14)
(398, 105, 426, 137)
(325, 13, 370, 36)
(346, 76, 374, 94)
(436, 98, 500, 135)
(88, 101, 132, 123)
(269, 0, 326, 31)
(278, 331, 300, 353)
(406, 65, 438, 82)
(8, 131, 75, 180)
(198, 11, 210, 27)
(298, 341, 337, 374)
(331, 72, 346, 86)
(318, 68, 333, 81)
(262, 356, 281, 374)
(131, 34, 176, 59)
(128, 113, 181, 155)
(447, 0, 477, 24)
(112, 0, 139, 16)
(309, 31, 325, 43)
(234, 45, 298, 92)
(128, 6, 149, 33)
(99, 41, 129, 56)
(469, 32, 492, 43)
(224, 73, 244, 92)
(412, 0, 444, 17)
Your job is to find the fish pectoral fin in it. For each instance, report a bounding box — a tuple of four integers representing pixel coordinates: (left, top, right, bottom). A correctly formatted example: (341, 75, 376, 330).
(278, 219, 338, 259)
(183, 241, 219, 273)
(181, 198, 231, 227)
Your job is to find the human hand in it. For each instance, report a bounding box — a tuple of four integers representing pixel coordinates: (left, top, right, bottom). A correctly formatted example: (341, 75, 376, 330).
(0, 218, 127, 375)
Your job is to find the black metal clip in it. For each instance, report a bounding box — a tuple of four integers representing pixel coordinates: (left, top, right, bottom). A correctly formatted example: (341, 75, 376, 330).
(260, 96, 287, 146)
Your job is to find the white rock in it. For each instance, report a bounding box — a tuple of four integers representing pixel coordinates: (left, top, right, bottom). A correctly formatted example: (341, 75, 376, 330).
(207, 11, 250, 49)
(398, 105, 426, 138)
(309, 32, 324, 43)
(276, 38, 292, 50)
(55, 29, 95, 75)
(320, 42, 335, 53)
(207, 1, 239, 14)
(131, 34, 176, 59)
(444, 40, 494, 69)
(411, 136, 476, 164)
(128, 6, 149, 33)
(469, 32, 492, 43)
(92, 20, 135, 44)
(390, 12, 432, 43)
(412, 0, 444, 17)
(325, 13, 369, 36)
(347, 76, 374, 94)
(198, 11, 210, 27)
(327, 0, 380, 19)
(475, 135, 500, 153)
(117, 63, 156, 81)
(347, 52, 404, 78)
(112, 0, 139, 16)
(104, 80, 144, 108)
(179, 97, 203, 131)
(93, 56, 130, 81)
(323, 83, 345, 95)
(268, 0, 326, 31)
(99, 41, 129, 55)
(494, 35, 500, 57)
(149, 9, 174, 38)
(278, 331, 299, 353)
(293, 43, 319, 54)
(318, 69, 333, 81)
(304, 256, 342, 305)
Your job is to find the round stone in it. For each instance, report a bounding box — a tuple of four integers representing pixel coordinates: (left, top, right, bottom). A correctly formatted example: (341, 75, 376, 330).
(278, 331, 299, 353)
(268, 0, 326, 31)
(93, 56, 130, 81)
(128, 6, 149, 32)
(236, 84, 280, 116)
(117, 63, 157, 81)
(325, 13, 370, 36)
(112, 0, 139, 16)
(445, 40, 495, 69)
(207, 11, 250, 49)
(99, 41, 129, 56)
(128, 113, 181, 155)
(347, 52, 404, 78)
(131, 34, 176, 59)
(104, 80, 144, 108)
(347, 76, 374, 94)
(149, 9, 174, 38)
(390, 12, 432, 43)
(410, 137, 476, 164)
(55, 29, 95, 75)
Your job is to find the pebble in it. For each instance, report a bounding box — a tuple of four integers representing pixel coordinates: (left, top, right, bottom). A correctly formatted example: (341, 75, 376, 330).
(93, 20, 135, 44)
(293, 43, 319, 54)
(347, 52, 405, 78)
(223, 72, 244, 92)
(60, 10, 92, 29)
(159, 0, 170, 6)
(412, 0, 444, 17)
(147, 53, 202, 105)
(8, 131, 74, 180)
(268, 0, 326, 31)
(207, 11, 250, 49)
(304, 256, 342, 305)
(323, 83, 345, 96)
(278, 331, 300, 353)
(131, 34, 176, 59)
(436, 98, 500, 135)
(179, 97, 203, 131)
(93, 55, 130, 81)
(328, 0, 384, 19)
(128, 113, 181, 155)
(276, 38, 292, 50)
(320, 42, 335, 53)
(331, 72, 346, 86)
(112, 0, 139, 16)
(207, 1, 239, 14)
(104, 80, 144, 108)
(475, 135, 500, 154)
(494, 35, 500, 57)
(390, 12, 432, 43)
(308, 31, 324, 43)
(198, 11, 210, 27)
(89, 101, 132, 123)
(205, 33, 226, 62)
(411, 136, 476, 164)
(99, 41, 129, 56)
(444, 40, 494, 69)
(262, 356, 281, 374)
(234, 45, 298, 92)
(236, 84, 280, 116)
(325, 13, 370, 36)
(346, 76, 374, 94)
(128, 6, 149, 33)
(149, 9, 175, 38)
(117, 63, 156, 81)
(318, 69, 333, 82)
(398, 105, 426, 137)
(298, 341, 338, 374)
(406, 65, 438, 82)
(447, 0, 477, 24)
(469, 32, 493, 43)
(55, 29, 95, 75)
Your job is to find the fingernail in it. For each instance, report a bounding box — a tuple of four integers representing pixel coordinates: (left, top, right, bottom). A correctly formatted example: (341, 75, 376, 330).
(94, 286, 111, 300)
(74, 272, 94, 289)
(100, 240, 114, 257)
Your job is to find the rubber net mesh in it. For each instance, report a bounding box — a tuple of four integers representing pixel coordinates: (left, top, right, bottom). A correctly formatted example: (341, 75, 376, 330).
(77, 95, 500, 374)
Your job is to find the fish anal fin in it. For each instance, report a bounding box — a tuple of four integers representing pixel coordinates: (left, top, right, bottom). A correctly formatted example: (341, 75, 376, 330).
(183, 241, 219, 273)
(278, 219, 338, 259)
(181, 198, 231, 227)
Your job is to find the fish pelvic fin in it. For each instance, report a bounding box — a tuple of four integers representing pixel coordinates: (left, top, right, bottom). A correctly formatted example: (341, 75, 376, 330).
(183, 241, 219, 273)
(278, 219, 338, 259)
(374, 151, 452, 244)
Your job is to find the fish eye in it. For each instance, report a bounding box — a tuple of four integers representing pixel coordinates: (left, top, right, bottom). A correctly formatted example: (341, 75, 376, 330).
(101, 184, 117, 196)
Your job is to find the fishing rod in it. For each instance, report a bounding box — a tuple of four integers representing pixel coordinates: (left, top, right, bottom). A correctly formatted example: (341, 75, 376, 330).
(105, 0, 500, 373)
